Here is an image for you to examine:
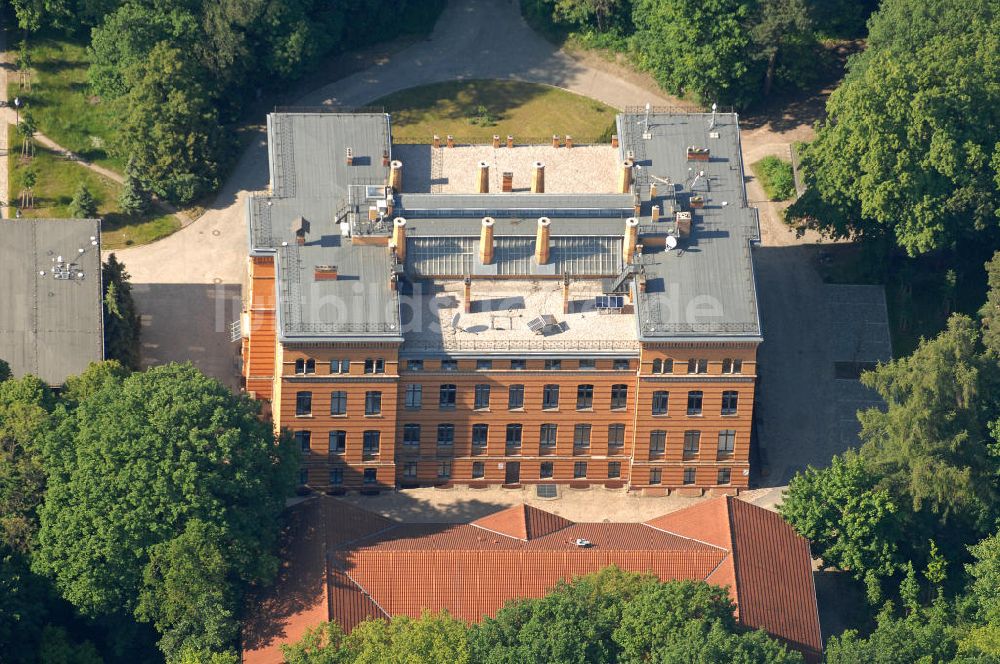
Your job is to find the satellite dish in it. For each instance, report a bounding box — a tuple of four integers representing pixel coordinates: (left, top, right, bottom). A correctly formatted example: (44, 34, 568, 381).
(450, 313, 461, 329)
(665, 236, 678, 250)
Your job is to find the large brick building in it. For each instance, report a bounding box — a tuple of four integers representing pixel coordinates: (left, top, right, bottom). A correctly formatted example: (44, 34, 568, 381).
(242, 109, 761, 493)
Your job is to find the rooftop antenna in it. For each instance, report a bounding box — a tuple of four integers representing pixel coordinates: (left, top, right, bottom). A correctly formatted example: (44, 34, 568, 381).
(641, 102, 652, 139)
(690, 170, 705, 190)
(709, 102, 718, 129)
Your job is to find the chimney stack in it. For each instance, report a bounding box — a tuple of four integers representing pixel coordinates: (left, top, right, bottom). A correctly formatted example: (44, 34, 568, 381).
(392, 217, 407, 262)
(535, 217, 551, 265)
(345, 147, 354, 166)
(479, 217, 495, 264)
(314, 265, 338, 281)
(652, 204, 661, 222)
(382, 150, 390, 167)
(463, 276, 472, 314)
(565, 135, 573, 149)
(502, 171, 514, 193)
(611, 134, 619, 148)
(623, 217, 639, 264)
(390, 160, 403, 192)
(650, 182, 658, 199)
(433, 134, 441, 148)
(476, 161, 490, 193)
(562, 274, 571, 314)
(506, 135, 514, 148)
(531, 162, 545, 194)
(492, 134, 501, 148)
(618, 159, 634, 194)
(446, 135, 455, 148)
(293, 216, 309, 245)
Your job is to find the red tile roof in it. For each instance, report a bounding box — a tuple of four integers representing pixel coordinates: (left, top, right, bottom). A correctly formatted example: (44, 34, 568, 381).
(242, 496, 822, 664)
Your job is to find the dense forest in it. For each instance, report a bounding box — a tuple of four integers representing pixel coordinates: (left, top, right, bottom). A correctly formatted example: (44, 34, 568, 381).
(5, 0, 445, 204)
(0, 361, 298, 663)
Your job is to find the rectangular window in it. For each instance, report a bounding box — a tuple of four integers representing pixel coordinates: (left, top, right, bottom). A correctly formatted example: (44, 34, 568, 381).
(363, 468, 377, 484)
(437, 424, 455, 446)
(438, 461, 452, 479)
(649, 430, 666, 455)
(403, 424, 421, 447)
(364, 359, 373, 374)
(439, 384, 456, 408)
(330, 467, 343, 485)
(613, 358, 630, 370)
(611, 384, 628, 410)
(407, 359, 424, 372)
(441, 359, 458, 372)
(717, 468, 732, 485)
(472, 424, 489, 448)
(295, 430, 311, 452)
(687, 390, 703, 416)
(472, 462, 485, 479)
(363, 430, 381, 456)
(721, 391, 739, 415)
(687, 358, 708, 374)
(683, 430, 701, 457)
(573, 462, 587, 478)
(474, 384, 491, 409)
(476, 359, 493, 371)
(608, 461, 621, 479)
(683, 468, 696, 485)
(651, 390, 669, 415)
(542, 384, 560, 409)
(295, 391, 312, 416)
(510, 359, 526, 370)
(608, 424, 625, 449)
(508, 384, 525, 409)
(652, 358, 674, 374)
(403, 462, 417, 479)
(650, 469, 662, 485)
(364, 391, 382, 416)
(304, 359, 315, 374)
(505, 424, 523, 448)
(330, 391, 347, 415)
(718, 430, 736, 455)
(329, 430, 346, 455)
(539, 423, 558, 448)
(540, 462, 553, 479)
(579, 359, 596, 370)
(573, 423, 592, 448)
(576, 384, 594, 409)
(722, 358, 743, 374)
(405, 384, 423, 409)
(544, 359, 562, 370)
(364, 358, 385, 374)
(330, 359, 349, 374)
(295, 358, 305, 374)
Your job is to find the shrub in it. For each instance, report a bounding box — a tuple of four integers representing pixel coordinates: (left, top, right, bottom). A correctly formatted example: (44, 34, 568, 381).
(751, 156, 795, 201)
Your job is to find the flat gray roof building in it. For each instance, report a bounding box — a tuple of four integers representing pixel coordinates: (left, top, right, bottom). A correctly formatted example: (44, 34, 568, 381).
(248, 109, 760, 352)
(0, 219, 104, 384)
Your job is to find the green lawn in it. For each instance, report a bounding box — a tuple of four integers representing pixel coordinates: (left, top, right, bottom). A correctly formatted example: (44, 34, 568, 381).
(8, 137, 180, 250)
(10, 36, 121, 172)
(373, 80, 618, 144)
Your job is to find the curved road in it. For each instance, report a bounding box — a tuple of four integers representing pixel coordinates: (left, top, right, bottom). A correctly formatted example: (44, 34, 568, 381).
(112, 0, 680, 385)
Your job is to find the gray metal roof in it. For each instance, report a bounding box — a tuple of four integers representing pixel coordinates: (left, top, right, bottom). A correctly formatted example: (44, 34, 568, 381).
(406, 236, 622, 277)
(251, 111, 761, 345)
(0, 219, 104, 384)
(618, 112, 761, 339)
(276, 241, 402, 341)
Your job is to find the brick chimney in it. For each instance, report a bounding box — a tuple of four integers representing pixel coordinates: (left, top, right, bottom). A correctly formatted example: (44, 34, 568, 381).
(562, 274, 571, 314)
(463, 276, 472, 314)
(535, 217, 551, 265)
(531, 162, 545, 194)
(314, 265, 338, 281)
(392, 217, 407, 262)
(476, 161, 490, 194)
(618, 159, 634, 194)
(623, 217, 639, 264)
(390, 160, 403, 192)
(479, 217, 495, 264)
(502, 172, 514, 193)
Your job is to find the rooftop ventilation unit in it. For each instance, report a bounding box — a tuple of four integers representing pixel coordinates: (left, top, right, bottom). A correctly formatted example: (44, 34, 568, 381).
(573, 538, 593, 548)
(595, 295, 625, 312)
(527, 314, 560, 336)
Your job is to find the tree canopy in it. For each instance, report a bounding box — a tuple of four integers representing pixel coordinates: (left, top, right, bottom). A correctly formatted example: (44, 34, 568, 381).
(30, 362, 297, 661)
(786, 0, 1000, 255)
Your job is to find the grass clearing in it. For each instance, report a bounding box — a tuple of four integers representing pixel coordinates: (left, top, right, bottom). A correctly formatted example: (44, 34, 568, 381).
(751, 156, 796, 201)
(8, 136, 180, 250)
(10, 36, 121, 172)
(373, 80, 618, 144)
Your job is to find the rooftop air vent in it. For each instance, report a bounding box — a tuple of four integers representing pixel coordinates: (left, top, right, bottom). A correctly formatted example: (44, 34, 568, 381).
(573, 538, 593, 548)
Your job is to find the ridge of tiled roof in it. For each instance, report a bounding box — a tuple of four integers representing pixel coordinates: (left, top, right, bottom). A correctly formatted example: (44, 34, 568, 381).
(471, 504, 573, 541)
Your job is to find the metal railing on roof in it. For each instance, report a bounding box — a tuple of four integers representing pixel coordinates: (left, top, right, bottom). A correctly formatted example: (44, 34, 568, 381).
(392, 135, 612, 146)
(402, 338, 640, 352)
(273, 105, 387, 114)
